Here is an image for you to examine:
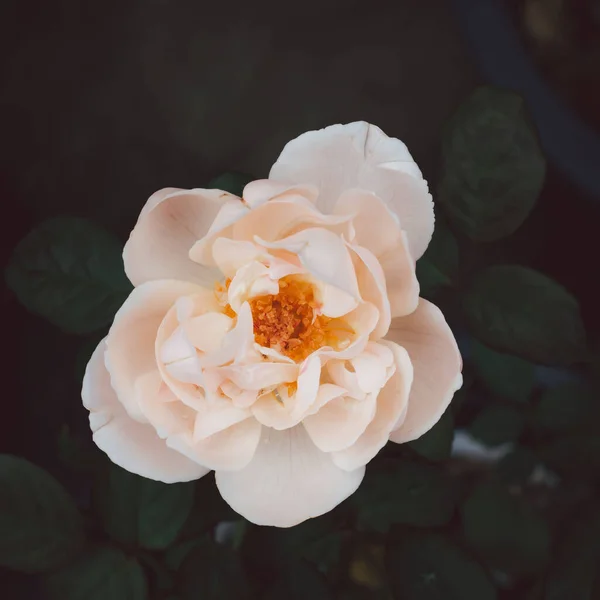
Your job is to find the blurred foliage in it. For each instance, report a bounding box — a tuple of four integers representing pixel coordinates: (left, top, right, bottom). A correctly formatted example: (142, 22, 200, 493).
(3, 87, 600, 599)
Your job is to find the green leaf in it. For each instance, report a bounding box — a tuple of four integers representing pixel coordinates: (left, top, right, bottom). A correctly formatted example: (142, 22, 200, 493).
(179, 540, 250, 600)
(463, 265, 585, 365)
(177, 474, 236, 541)
(45, 546, 148, 600)
(303, 532, 345, 574)
(95, 465, 194, 550)
(469, 405, 525, 447)
(208, 172, 254, 196)
(533, 383, 598, 434)
(496, 447, 538, 485)
(416, 219, 459, 298)
(438, 86, 546, 242)
(408, 409, 454, 461)
(5, 217, 132, 334)
(242, 515, 336, 572)
(352, 462, 455, 532)
(387, 532, 497, 600)
(471, 340, 535, 402)
(462, 482, 551, 575)
(537, 435, 600, 476)
(544, 508, 600, 600)
(0, 455, 84, 573)
(263, 560, 333, 600)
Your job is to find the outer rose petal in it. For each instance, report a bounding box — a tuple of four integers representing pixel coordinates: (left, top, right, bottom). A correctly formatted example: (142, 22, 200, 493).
(166, 418, 262, 471)
(385, 300, 462, 443)
(331, 341, 413, 471)
(337, 189, 420, 319)
(215, 425, 365, 527)
(124, 188, 236, 286)
(106, 280, 203, 422)
(83, 340, 208, 483)
(269, 121, 434, 259)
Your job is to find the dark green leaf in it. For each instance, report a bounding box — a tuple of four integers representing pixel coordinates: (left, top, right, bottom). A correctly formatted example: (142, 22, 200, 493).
(242, 514, 336, 572)
(496, 447, 538, 485)
(303, 532, 345, 574)
(544, 508, 600, 600)
(462, 482, 550, 575)
(5, 217, 132, 334)
(463, 266, 585, 365)
(533, 383, 598, 434)
(469, 405, 525, 447)
(208, 172, 253, 196)
(179, 540, 249, 600)
(95, 465, 194, 550)
(0, 455, 84, 573)
(352, 462, 455, 532)
(177, 474, 236, 541)
(263, 560, 333, 600)
(165, 538, 209, 572)
(416, 219, 459, 298)
(408, 409, 454, 461)
(537, 435, 600, 476)
(45, 546, 147, 600)
(471, 340, 535, 402)
(438, 86, 546, 242)
(387, 532, 497, 600)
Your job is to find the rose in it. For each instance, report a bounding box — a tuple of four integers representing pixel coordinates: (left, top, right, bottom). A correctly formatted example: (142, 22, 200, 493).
(82, 122, 462, 527)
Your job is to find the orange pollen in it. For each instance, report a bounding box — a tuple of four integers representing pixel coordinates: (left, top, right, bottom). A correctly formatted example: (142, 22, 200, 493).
(249, 277, 335, 362)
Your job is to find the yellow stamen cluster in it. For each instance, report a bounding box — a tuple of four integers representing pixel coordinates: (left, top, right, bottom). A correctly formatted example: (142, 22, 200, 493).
(250, 278, 332, 362)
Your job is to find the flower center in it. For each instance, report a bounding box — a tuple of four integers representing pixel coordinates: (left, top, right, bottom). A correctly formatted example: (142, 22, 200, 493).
(249, 277, 333, 362)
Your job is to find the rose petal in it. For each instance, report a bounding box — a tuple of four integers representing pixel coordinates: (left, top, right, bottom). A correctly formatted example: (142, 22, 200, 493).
(242, 179, 319, 207)
(269, 121, 434, 259)
(192, 397, 252, 441)
(385, 300, 462, 443)
(256, 227, 360, 299)
(124, 188, 234, 286)
(134, 371, 195, 439)
(199, 302, 260, 368)
(332, 341, 413, 470)
(106, 280, 202, 422)
(214, 362, 298, 391)
(190, 196, 316, 267)
(215, 425, 365, 527)
(82, 340, 208, 483)
(377, 229, 420, 318)
(305, 383, 349, 416)
(251, 354, 320, 429)
(184, 312, 234, 353)
(348, 244, 391, 339)
(303, 393, 377, 453)
(326, 360, 366, 400)
(212, 238, 266, 278)
(334, 189, 401, 257)
(167, 418, 261, 471)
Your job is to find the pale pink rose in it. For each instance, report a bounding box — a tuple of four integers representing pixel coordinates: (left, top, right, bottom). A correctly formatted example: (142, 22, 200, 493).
(82, 122, 462, 527)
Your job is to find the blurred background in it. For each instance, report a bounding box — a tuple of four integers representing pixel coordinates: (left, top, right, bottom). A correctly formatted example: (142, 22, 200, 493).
(2, 1, 600, 599)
